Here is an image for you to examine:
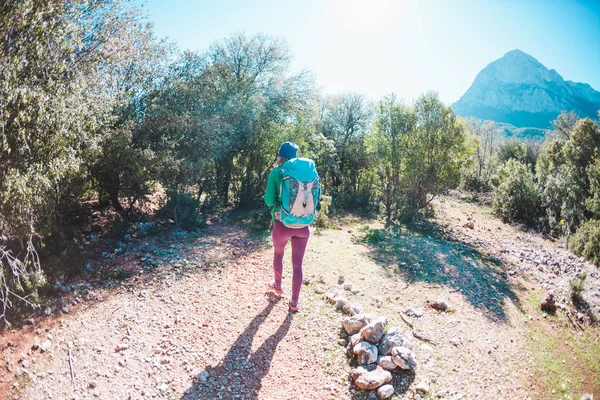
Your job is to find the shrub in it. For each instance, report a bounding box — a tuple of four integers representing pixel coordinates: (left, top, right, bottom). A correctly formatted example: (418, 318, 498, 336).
(569, 272, 587, 301)
(314, 195, 333, 229)
(492, 159, 539, 223)
(570, 219, 600, 267)
(158, 191, 205, 231)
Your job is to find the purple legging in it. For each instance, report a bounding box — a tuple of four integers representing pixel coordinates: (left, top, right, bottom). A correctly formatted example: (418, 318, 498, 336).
(272, 220, 310, 304)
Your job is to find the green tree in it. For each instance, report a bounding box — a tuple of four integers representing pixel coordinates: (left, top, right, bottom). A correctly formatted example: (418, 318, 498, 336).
(400, 92, 470, 219)
(371, 95, 416, 220)
(493, 159, 539, 223)
(0, 0, 159, 320)
(536, 117, 600, 234)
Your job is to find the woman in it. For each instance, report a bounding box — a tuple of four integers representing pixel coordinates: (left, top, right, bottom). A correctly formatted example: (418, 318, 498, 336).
(263, 141, 317, 312)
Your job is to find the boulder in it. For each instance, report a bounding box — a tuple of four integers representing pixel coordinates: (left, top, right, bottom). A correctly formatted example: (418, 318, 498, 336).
(360, 317, 388, 343)
(349, 364, 392, 390)
(353, 341, 378, 365)
(342, 314, 373, 335)
(377, 355, 397, 371)
(391, 346, 417, 370)
(378, 327, 412, 355)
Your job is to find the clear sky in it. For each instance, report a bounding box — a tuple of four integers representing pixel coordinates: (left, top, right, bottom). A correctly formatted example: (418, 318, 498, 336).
(140, 0, 600, 105)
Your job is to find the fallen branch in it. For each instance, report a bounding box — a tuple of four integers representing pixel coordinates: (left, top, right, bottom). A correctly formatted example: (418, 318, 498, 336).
(449, 287, 461, 293)
(399, 312, 437, 345)
(422, 284, 441, 289)
(566, 312, 584, 331)
(403, 276, 415, 289)
(399, 312, 413, 329)
(68, 348, 74, 383)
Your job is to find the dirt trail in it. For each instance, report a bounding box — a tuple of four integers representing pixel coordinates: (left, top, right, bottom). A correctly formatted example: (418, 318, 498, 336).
(1, 195, 599, 399)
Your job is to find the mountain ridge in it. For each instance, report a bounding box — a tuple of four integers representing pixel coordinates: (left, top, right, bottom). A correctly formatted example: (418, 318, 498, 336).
(452, 49, 600, 129)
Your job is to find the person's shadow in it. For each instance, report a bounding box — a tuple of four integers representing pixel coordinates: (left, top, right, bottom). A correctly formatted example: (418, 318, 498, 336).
(182, 298, 293, 400)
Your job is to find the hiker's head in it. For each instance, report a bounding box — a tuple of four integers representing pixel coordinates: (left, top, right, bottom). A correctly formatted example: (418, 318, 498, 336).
(278, 142, 298, 160)
(274, 141, 299, 166)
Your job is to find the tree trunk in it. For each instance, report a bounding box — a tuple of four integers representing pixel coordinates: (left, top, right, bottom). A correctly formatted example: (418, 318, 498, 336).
(215, 157, 233, 206)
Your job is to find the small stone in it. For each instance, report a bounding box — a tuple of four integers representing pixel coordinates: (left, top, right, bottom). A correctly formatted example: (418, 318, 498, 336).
(32, 338, 41, 351)
(335, 297, 349, 310)
(342, 303, 364, 316)
(20, 359, 31, 369)
(377, 384, 395, 399)
(88, 381, 97, 389)
(450, 337, 460, 346)
(44, 307, 52, 316)
(302, 277, 311, 285)
(338, 275, 345, 284)
(157, 382, 169, 392)
(353, 341, 378, 365)
(429, 299, 448, 312)
(40, 340, 52, 352)
(198, 370, 209, 383)
(115, 343, 129, 352)
(338, 339, 347, 346)
(326, 292, 339, 304)
(415, 379, 430, 393)
(580, 394, 593, 400)
(62, 307, 69, 314)
(344, 283, 353, 291)
(405, 307, 424, 318)
(314, 286, 326, 294)
(350, 364, 392, 390)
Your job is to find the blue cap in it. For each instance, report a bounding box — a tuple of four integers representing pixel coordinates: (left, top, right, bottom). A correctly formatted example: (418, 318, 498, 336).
(278, 141, 299, 159)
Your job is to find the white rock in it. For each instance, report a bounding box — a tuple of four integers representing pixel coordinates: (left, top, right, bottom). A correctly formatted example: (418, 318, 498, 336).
(377, 355, 397, 371)
(342, 314, 373, 335)
(360, 317, 388, 343)
(353, 341, 378, 365)
(349, 364, 392, 390)
(415, 379, 430, 393)
(377, 384, 395, 399)
(40, 340, 52, 352)
(391, 346, 417, 370)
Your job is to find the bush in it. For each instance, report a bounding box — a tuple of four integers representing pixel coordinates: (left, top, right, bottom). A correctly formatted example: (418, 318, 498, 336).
(492, 159, 539, 223)
(314, 195, 333, 229)
(158, 191, 205, 231)
(570, 219, 600, 267)
(569, 272, 587, 301)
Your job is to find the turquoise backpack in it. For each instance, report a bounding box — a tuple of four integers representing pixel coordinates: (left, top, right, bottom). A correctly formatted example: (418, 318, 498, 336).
(276, 158, 320, 228)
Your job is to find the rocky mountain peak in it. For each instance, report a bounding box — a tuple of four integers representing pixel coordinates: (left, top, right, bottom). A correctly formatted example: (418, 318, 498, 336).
(452, 50, 600, 129)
